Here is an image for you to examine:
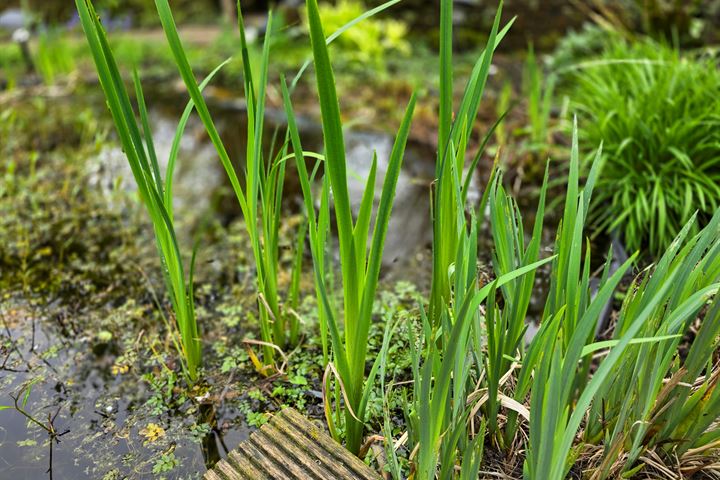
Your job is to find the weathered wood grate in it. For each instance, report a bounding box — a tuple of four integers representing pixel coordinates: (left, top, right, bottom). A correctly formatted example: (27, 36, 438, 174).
(204, 408, 380, 480)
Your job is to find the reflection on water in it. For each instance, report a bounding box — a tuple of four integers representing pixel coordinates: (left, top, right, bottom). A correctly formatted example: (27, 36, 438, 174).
(0, 301, 250, 479)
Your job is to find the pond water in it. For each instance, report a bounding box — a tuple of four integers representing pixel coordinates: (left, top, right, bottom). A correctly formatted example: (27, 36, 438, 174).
(1, 298, 251, 479)
(89, 94, 440, 269)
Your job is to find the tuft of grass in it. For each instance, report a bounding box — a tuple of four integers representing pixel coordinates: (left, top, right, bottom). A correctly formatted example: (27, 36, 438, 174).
(282, 0, 416, 455)
(568, 36, 720, 256)
(428, 0, 513, 324)
(74, 0, 232, 382)
(497, 121, 720, 479)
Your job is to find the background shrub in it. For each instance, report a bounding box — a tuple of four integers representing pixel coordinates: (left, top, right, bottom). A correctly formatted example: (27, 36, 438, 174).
(305, 0, 410, 71)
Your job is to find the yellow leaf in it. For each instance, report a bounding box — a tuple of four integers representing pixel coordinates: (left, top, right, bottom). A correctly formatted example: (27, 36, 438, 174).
(139, 423, 165, 443)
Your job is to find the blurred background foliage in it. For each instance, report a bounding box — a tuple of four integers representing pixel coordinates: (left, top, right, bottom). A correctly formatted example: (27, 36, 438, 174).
(5, 0, 252, 26)
(3, 1, 720, 49)
(2, 0, 720, 256)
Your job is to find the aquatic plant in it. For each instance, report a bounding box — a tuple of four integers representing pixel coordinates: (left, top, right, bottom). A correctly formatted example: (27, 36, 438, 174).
(79, 0, 412, 380)
(523, 209, 720, 480)
(281, 0, 415, 454)
(75, 0, 213, 382)
(568, 37, 720, 256)
(428, 0, 512, 324)
(151, 0, 293, 369)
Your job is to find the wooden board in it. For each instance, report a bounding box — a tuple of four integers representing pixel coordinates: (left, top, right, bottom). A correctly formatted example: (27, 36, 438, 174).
(205, 408, 380, 480)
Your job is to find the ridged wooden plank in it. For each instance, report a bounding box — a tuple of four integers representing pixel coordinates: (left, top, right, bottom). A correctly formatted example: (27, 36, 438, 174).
(215, 456, 246, 480)
(204, 470, 223, 480)
(204, 408, 380, 480)
(241, 439, 295, 477)
(252, 424, 326, 479)
(224, 450, 267, 480)
(282, 408, 379, 480)
(268, 411, 362, 479)
(256, 419, 331, 479)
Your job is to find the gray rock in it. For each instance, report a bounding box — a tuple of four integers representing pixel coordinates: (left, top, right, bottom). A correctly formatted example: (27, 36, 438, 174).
(0, 9, 30, 31)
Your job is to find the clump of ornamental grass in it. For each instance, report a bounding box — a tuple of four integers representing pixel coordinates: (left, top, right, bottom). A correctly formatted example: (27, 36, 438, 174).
(514, 127, 639, 480)
(568, 36, 720, 256)
(474, 123, 720, 480)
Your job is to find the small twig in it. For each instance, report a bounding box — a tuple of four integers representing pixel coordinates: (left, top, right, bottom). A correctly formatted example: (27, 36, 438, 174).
(217, 371, 235, 408)
(0, 350, 28, 372)
(1, 310, 31, 371)
(30, 316, 36, 353)
(8, 385, 69, 442)
(10, 391, 52, 434)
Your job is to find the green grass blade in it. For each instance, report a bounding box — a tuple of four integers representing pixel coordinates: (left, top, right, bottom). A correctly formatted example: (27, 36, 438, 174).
(166, 58, 232, 208)
(154, 0, 248, 218)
